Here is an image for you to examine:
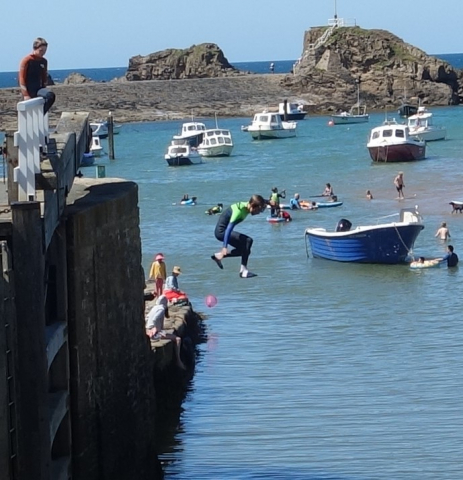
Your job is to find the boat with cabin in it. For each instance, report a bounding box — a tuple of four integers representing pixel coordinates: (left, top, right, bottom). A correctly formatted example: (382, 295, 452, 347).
(172, 122, 206, 147)
(197, 128, 234, 157)
(397, 88, 418, 118)
(244, 111, 297, 140)
(367, 119, 426, 162)
(407, 106, 446, 142)
(90, 136, 104, 157)
(398, 103, 418, 118)
(304, 207, 424, 264)
(164, 139, 202, 166)
(278, 100, 306, 121)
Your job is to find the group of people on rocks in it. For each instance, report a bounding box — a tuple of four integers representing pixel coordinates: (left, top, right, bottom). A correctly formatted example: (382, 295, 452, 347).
(145, 254, 189, 369)
(148, 253, 187, 304)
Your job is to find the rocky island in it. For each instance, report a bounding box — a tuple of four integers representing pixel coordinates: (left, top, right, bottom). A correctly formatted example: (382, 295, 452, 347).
(1, 26, 462, 131)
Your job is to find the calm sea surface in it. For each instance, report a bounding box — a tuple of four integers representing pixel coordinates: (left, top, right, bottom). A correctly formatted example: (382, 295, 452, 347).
(69, 110, 463, 479)
(2, 72, 463, 479)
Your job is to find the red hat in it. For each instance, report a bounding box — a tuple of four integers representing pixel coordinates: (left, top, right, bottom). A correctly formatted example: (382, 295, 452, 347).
(155, 253, 164, 261)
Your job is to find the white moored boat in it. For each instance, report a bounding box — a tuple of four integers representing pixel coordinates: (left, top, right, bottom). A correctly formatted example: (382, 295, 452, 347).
(197, 129, 234, 157)
(172, 122, 206, 147)
(164, 139, 202, 166)
(278, 100, 306, 120)
(244, 111, 297, 140)
(407, 106, 446, 142)
(90, 136, 104, 157)
(367, 119, 426, 162)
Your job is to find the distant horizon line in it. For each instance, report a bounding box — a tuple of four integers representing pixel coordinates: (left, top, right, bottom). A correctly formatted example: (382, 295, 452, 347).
(1, 52, 462, 74)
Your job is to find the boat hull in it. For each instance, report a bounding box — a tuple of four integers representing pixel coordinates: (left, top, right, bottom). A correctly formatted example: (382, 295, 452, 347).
(409, 128, 446, 142)
(315, 201, 343, 208)
(331, 114, 369, 125)
(306, 224, 424, 264)
(278, 112, 306, 121)
(197, 145, 233, 157)
(165, 155, 202, 166)
(249, 128, 296, 140)
(368, 143, 426, 162)
(80, 153, 95, 167)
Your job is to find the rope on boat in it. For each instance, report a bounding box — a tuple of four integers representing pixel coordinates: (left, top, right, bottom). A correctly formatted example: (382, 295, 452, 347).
(304, 232, 310, 258)
(394, 224, 415, 260)
(376, 213, 399, 222)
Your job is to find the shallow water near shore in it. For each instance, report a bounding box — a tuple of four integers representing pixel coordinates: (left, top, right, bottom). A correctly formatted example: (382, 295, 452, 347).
(29, 108, 463, 478)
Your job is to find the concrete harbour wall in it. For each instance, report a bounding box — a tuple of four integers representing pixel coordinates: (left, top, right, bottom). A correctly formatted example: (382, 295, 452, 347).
(65, 178, 159, 479)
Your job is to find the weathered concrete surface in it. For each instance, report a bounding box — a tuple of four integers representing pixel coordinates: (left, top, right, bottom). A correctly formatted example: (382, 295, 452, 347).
(65, 177, 161, 480)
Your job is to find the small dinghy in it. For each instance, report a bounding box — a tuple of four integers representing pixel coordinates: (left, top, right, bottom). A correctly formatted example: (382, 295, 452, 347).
(305, 207, 424, 264)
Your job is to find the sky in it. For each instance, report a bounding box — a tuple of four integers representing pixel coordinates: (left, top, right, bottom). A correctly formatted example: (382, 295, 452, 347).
(1, 0, 462, 72)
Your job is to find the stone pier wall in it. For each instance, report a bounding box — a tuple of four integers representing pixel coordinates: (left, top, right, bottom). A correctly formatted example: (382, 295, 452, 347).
(65, 178, 160, 480)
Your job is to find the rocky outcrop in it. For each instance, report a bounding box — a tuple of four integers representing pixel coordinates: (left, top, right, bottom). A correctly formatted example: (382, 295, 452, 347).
(63, 72, 91, 85)
(126, 43, 246, 81)
(284, 26, 461, 110)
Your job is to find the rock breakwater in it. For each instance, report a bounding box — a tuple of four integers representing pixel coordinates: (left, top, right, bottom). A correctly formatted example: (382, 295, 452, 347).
(0, 74, 295, 130)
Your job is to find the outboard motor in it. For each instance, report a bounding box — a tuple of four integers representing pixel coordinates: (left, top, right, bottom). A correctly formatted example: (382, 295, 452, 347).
(336, 219, 352, 232)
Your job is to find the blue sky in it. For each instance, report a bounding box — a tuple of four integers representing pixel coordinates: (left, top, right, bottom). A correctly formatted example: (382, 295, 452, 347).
(2, 0, 462, 71)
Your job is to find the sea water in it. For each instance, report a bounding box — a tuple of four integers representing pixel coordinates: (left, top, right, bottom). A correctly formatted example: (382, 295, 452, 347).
(75, 109, 463, 479)
(2, 83, 463, 479)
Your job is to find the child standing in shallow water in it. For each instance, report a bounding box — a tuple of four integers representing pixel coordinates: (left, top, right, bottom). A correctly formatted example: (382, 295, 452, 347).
(149, 253, 167, 297)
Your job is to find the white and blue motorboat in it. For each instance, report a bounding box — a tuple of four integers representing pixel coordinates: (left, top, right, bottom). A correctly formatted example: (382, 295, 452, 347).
(164, 139, 202, 166)
(304, 207, 424, 264)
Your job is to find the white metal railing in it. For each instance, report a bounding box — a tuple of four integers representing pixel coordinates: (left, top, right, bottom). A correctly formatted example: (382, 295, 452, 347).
(328, 17, 345, 27)
(308, 17, 357, 53)
(13, 98, 49, 201)
(308, 23, 337, 53)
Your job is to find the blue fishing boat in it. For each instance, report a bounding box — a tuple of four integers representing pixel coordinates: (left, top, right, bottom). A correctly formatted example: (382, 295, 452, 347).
(304, 207, 424, 264)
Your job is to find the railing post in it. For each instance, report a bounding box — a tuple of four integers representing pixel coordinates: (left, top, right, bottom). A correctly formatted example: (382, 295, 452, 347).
(13, 98, 47, 202)
(107, 111, 115, 160)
